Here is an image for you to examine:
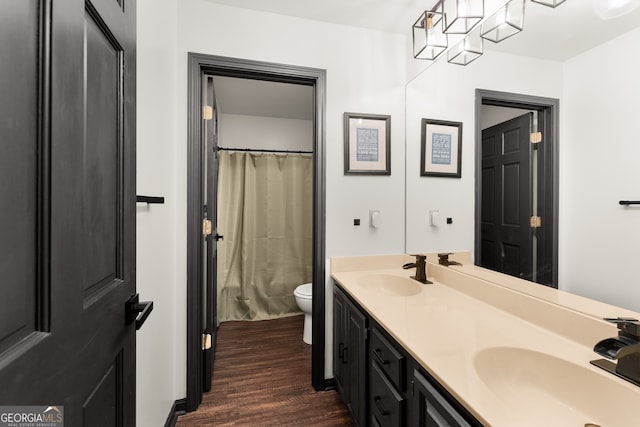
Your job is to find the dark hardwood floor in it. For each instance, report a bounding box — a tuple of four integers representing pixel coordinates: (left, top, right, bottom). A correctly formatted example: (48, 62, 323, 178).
(176, 314, 353, 426)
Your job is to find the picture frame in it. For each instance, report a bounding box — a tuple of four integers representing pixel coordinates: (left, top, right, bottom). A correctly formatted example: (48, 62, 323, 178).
(420, 118, 462, 178)
(344, 112, 391, 175)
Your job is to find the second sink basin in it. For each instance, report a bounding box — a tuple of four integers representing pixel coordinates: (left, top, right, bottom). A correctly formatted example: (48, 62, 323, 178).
(474, 346, 639, 426)
(359, 274, 422, 296)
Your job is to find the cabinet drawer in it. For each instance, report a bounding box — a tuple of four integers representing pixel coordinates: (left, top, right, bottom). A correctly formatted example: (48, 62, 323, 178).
(413, 368, 473, 427)
(370, 360, 404, 427)
(370, 326, 405, 390)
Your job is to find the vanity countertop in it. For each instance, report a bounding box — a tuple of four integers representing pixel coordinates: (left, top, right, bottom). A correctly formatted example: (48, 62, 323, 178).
(330, 253, 640, 426)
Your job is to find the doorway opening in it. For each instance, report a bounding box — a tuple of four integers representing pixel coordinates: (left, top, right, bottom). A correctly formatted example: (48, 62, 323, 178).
(475, 89, 559, 287)
(214, 75, 313, 326)
(186, 53, 327, 412)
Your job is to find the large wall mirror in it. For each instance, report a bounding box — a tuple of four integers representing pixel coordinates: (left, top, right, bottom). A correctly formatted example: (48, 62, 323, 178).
(405, 1, 640, 312)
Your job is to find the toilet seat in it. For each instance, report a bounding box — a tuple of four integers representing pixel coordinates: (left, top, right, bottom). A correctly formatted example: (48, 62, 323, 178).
(294, 283, 312, 299)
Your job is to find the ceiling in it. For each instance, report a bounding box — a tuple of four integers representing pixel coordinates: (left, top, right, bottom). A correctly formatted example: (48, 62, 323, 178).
(209, 0, 640, 119)
(205, 0, 640, 61)
(213, 76, 313, 120)
(484, 1, 640, 61)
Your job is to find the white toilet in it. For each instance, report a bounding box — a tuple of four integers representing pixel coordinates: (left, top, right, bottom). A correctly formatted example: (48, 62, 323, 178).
(294, 283, 313, 344)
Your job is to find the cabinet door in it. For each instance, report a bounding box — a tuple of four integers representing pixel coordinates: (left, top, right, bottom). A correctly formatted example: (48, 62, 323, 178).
(346, 299, 368, 427)
(333, 287, 348, 396)
(412, 369, 472, 427)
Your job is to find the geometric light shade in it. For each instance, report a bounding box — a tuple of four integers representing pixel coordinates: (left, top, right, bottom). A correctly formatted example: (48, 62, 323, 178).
(481, 0, 525, 43)
(531, 0, 567, 7)
(443, 0, 485, 34)
(413, 10, 449, 60)
(448, 29, 483, 65)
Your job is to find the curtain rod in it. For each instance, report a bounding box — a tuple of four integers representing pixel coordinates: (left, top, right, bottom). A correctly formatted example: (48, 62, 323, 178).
(217, 147, 313, 154)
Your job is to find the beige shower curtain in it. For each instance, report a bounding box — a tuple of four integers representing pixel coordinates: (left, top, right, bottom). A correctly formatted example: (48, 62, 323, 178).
(216, 151, 313, 322)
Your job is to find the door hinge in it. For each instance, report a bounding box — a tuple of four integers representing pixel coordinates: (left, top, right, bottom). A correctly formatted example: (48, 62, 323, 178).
(203, 219, 212, 236)
(203, 105, 213, 121)
(530, 132, 542, 144)
(202, 333, 212, 350)
(530, 216, 542, 228)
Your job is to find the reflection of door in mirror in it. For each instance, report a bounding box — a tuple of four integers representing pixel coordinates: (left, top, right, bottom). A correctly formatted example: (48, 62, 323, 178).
(480, 112, 533, 280)
(475, 90, 559, 288)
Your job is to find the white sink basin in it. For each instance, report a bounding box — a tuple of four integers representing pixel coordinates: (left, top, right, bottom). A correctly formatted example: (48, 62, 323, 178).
(359, 274, 422, 296)
(474, 347, 639, 426)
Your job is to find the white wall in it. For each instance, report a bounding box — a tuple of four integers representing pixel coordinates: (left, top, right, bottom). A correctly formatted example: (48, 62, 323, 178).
(218, 114, 312, 152)
(405, 50, 563, 255)
(136, 0, 179, 426)
(136, 1, 407, 424)
(560, 27, 640, 312)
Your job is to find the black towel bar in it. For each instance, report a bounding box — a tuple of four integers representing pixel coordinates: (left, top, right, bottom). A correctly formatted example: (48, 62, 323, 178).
(136, 195, 165, 204)
(619, 201, 640, 205)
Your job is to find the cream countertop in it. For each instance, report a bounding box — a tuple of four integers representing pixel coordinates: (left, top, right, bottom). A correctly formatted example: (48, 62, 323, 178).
(330, 254, 640, 426)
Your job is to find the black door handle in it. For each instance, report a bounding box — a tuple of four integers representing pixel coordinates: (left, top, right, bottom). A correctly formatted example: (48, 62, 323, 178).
(215, 233, 224, 241)
(125, 294, 154, 330)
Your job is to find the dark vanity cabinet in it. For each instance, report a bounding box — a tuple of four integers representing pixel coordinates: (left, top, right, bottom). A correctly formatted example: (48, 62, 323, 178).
(333, 283, 481, 427)
(334, 285, 368, 426)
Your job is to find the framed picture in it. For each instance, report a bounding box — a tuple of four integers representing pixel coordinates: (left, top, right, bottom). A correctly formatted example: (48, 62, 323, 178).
(344, 112, 391, 175)
(420, 118, 462, 178)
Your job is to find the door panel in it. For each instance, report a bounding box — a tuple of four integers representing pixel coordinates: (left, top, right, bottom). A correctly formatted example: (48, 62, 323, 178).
(502, 162, 520, 225)
(480, 167, 495, 224)
(84, 8, 122, 299)
(82, 353, 122, 427)
(503, 127, 522, 153)
(0, 0, 39, 353)
(0, 0, 138, 424)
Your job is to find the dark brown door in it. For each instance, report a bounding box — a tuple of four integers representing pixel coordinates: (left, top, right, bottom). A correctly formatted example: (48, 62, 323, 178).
(202, 75, 219, 391)
(0, 0, 138, 425)
(480, 113, 533, 279)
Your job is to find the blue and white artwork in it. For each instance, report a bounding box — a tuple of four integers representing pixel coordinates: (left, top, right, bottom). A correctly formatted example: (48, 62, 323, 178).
(431, 133, 452, 165)
(356, 128, 379, 162)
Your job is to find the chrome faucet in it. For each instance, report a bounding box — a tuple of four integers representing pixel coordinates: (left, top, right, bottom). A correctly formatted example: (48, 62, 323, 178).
(591, 317, 640, 387)
(403, 255, 432, 284)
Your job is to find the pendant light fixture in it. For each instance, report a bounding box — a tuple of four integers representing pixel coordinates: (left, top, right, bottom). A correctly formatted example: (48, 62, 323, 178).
(413, 10, 448, 60)
(448, 28, 483, 65)
(481, 0, 526, 43)
(443, 0, 485, 34)
(411, 0, 568, 65)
